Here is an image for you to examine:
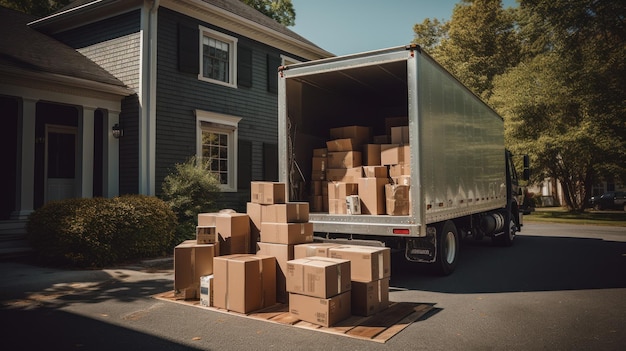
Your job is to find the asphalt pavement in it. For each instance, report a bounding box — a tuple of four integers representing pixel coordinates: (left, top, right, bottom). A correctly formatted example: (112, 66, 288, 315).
(1, 222, 625, 350)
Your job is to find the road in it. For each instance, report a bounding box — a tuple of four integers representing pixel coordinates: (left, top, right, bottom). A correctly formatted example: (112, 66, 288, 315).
(1, 222, 624, 350)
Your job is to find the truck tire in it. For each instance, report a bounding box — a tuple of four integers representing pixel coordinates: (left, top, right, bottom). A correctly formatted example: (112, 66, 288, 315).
(434, 220, 459, 276)
(493, 212, 516, 247)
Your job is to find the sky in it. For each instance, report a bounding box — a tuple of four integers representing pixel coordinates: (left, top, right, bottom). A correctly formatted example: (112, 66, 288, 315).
(291, 0, 518, 56)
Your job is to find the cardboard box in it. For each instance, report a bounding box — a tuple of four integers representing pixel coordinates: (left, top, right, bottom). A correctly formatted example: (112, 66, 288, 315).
(391, 126, 410, 144)
(362, 144, 381, 166)
(289, 291, 351, 327)
(352, 278, 390, 316)
(357, 177, 388, 215)
(294, 243, 344, 259)
(392, 175, 411, 186)
(385, 183, 411, 216)
(381, 145, 410, 165)
(346, 195, 361, 214)
(328, 151, 362, 168)
(328, 198, 347, 214)
(326, 167, 362, 182)
(329, 126, 371, 146)
(311, 170, 326, 181)
(327, 182, 358, 200)
(385, 116, 408, 136)
(256, 242, 294, 303)
(246, 202, 263, 253)
(213, 254, 276, 313)
(313, 148, 328, 157)
(260, 222, 313, 245)
(200, 275, 214, 307)
(215, 213, 250, 255)
(326, 138, 359, 152)
(174, 240, 217, 299)
(329, 245, 391, 282)
(262, 202, 309, 223)
(310, 195, 324, 212)
(286, 257, 351, 298)
(362, 166, 388, 178)
(196, 226, 216, 245)
(323, 195, 329, 212)
(389, 164, 410, 177)
(312, 157, 327, 172)
(251, 182, 286, 205)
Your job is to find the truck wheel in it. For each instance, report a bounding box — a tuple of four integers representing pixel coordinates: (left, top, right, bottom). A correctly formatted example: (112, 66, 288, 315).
(434, 220, 459, 276)
(494, 215, 516, 247)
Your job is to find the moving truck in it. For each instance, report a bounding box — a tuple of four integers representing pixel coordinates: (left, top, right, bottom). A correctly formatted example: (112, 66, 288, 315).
(277, 45, 529, 275)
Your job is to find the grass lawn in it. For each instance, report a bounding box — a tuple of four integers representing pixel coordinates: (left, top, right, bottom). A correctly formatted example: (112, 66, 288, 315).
(524, 207, 626, 226)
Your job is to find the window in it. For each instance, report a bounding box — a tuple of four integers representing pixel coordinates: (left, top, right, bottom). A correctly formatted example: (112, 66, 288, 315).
(199, 26, 237, 87)
(196, 110, 242, 191)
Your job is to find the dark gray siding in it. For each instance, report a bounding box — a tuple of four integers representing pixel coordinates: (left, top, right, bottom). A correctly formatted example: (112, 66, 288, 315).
(53, 10, 141, 48)
(155, 8, 308, 211)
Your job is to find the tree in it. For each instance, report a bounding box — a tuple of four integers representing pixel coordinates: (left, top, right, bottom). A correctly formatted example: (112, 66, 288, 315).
(0, 0, 71, 16)
(240, 0, 296, 26)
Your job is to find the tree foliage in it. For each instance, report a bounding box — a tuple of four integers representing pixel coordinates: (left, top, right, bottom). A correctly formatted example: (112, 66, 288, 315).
(240, 0, 296, 26)
(0, 0, 71, 16)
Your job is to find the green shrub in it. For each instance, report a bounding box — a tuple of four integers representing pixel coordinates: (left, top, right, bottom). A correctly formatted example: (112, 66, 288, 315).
(26, 195, 176, 268)
(160, 156, 221, 245)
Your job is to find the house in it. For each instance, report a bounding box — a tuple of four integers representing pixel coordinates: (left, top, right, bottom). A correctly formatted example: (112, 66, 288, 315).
(0, 1, 332, 244)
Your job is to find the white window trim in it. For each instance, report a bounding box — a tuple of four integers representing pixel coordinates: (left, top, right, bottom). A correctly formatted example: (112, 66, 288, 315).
(198, 25, 238, 88)
(196, 110, 242, 192)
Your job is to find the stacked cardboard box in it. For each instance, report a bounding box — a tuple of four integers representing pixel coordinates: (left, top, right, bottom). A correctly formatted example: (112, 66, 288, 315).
(174, 240, 218, 300)
(286, 256, 352, 327)
(327, 182, 358, 214)
(358, 167, 389, 215)
(197, 211, 250, 255)
(295, 243, 391, 317)
(325, 126, 370, 183)
(310, 148, 329, 212)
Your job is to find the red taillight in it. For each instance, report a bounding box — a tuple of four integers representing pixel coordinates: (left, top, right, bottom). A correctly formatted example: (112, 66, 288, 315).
(393, 228, 410, 235)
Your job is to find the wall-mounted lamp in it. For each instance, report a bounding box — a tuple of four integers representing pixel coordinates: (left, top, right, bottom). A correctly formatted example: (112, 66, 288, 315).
(112, 123, 124, 138)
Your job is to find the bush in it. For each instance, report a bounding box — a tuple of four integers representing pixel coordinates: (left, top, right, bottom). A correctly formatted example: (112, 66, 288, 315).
(160, 156, 221, 245)
(26, 195, 177, 268)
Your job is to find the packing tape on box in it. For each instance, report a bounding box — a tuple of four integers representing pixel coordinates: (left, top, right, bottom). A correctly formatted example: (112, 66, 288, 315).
(256, 257, 265, 307)
(378, 253, 384, 280)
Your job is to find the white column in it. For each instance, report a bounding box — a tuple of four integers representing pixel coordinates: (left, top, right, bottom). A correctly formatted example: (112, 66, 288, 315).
(12, 98, 36, 220)
(104, 110, 120, 197)
(79, 106, 95, 198)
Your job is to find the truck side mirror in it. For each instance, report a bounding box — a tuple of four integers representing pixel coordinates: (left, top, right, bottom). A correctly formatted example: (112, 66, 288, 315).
(523, 155, 530, 181)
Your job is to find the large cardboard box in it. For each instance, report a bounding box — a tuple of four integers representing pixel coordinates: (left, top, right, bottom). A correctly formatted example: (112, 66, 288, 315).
(329, 245, 391, 282)
(327, 151, 362, 168)
(329, 125, 371, 146)
(385, 183, 411, 216)
(352, 278, 390, 316)
(362, 166, 388, 178)
(200, 275, 214, 307)
(262, 202, 309, 223)
(326, 167, 362, 182)
(213, 254, 276, 313)
(174, 240, 217, 299)
(362, 144, 381, 166)
(246, 202, 263, 253)
(381, 145, 410, 165)
(256, 242, 294, 303)
(286, 257, 351, 298)
(327, 182, 358, 200)
(216, 213, 250, 255)
(289, 291, 351, 327)
(389, 164, 410, 177)
(260, 222, 313, 245)
(251, 182, 286, 205)
(294, 243, 344, 259)
(357, 177, 388, 215)
(391, 126, 410, 144)
(311, 180, 328, 196)
(311, 170, 326, 181)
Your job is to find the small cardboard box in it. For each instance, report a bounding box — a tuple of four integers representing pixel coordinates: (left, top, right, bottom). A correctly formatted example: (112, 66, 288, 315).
(386, 183, 411, 216)
(389, 164, 410, 177)
(326, 138, 359, 152)
(196, 226, 217, 245)
(312, 157, 327, 172)
(362, 166, 388, 178)
(326, 167, 362, 182)
(294, 243, 344, 259)
(246, 202, 263, 253)
(256, 242, 294, 303)
(289, 291, 351, 327)
(329, 126, 371, 146)
(200, 275, 214, 307)
(327, 182, 358, 200)
(380, 144, 410, 165)
(286, 257, 351, 298)
(262, 202, 309, 223)
(362, 144, 381, 166)
(329, 245, 391, 282)
(213, 254, 276, 313)
(328, 151, 362, 168)
(357, 177, 388, 215)
(352, 278, 390, 316)
(391, 126, 410, 144)
(313, 148, 328, 157)
(251, 182, 286, 205)
(174, 240, 217, 299)
(260, 222, 313, 245)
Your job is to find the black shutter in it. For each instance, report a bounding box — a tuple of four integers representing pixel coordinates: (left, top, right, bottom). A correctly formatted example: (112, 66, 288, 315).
(238, 45, 253, 88)
(238, 139, 252, 189)
(178, 23, 199, 74)
(263, 143, 278, 181)
(266, 54, 281, 93)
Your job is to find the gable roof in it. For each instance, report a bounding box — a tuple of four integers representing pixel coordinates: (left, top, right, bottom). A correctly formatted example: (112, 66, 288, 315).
(0, 6, 129, 93)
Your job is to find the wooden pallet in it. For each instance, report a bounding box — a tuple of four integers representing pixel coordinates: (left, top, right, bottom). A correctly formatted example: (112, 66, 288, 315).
(154, 291, 432, 343)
